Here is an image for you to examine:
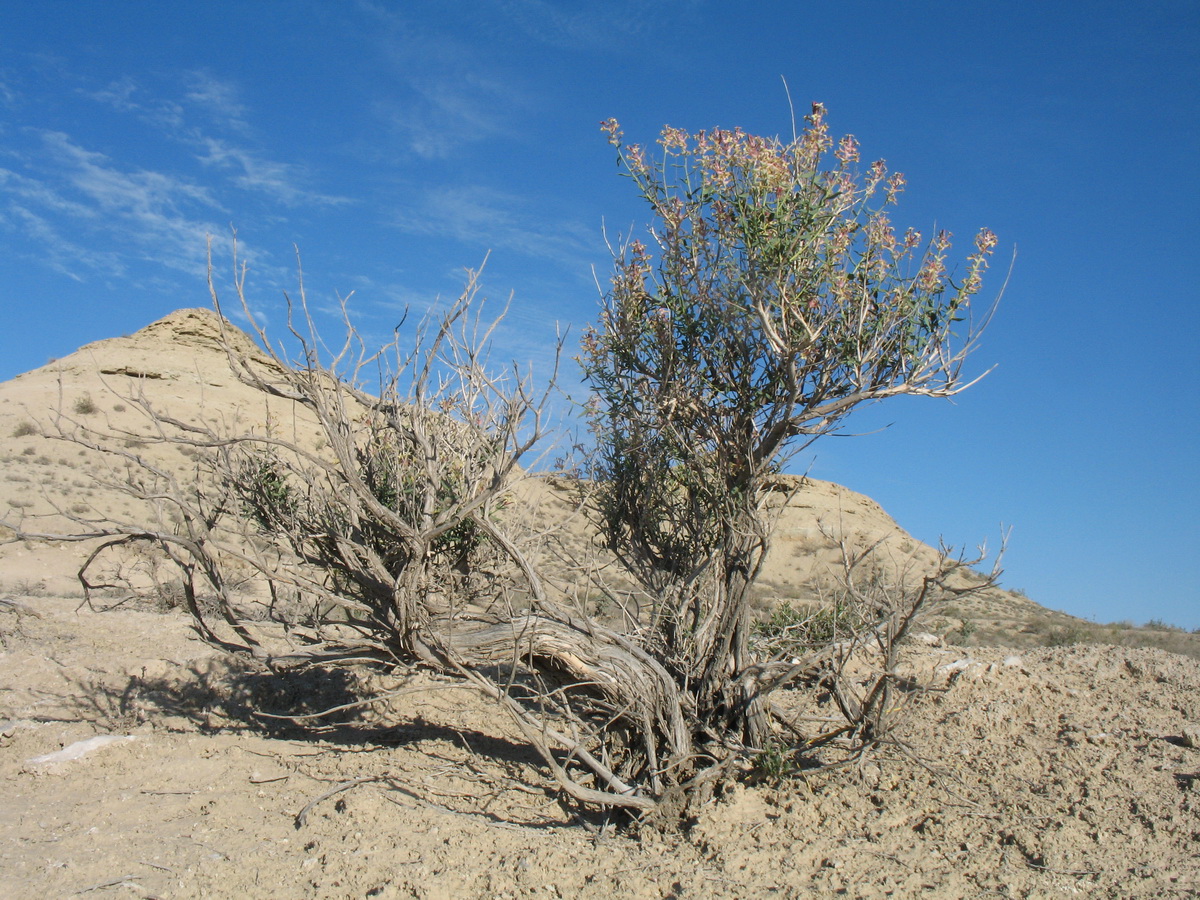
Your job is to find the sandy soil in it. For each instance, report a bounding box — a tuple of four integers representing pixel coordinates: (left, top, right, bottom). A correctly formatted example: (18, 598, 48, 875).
(1, 309, 1198, 898)
(1, 593, 1197, 899)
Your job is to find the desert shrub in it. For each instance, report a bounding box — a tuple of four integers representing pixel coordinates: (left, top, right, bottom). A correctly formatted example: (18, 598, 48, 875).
(751, 740, 795, 783)
(584, 106, 999, 754)
(1146, 617, 1183, 632)
(0, 598, 40, 648)
(1044, 624, 1092, 647)
(73, 393, 99, 415)
(11, 421, 37, 438)
(754, 599, 860, 653)
(4, 104, 1002, 815)
(236, 450, 299, 534)
(151, 580, 188, 612)
(148, 579, 224, 617)
(951, 618, 978, 644)
(12, 577, 46, 596)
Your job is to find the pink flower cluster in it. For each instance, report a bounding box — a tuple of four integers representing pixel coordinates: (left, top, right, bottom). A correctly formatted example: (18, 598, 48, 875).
(658, 126, 690, 152)
(600, 118, 623, 147)
(598, 104, 999, 350)
(836, 134, 860, 164)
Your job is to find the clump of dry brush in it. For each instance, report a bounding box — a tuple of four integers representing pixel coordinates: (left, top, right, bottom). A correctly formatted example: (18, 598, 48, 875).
(4, 103, 1004, 816)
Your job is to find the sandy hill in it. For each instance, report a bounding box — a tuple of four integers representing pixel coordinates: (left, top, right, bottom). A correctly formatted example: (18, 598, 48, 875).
(2, 309, 1196, 661)
(0, 309, 308, 596)
(1, 309, 1198, 898)
(0, 307, 1045, 639)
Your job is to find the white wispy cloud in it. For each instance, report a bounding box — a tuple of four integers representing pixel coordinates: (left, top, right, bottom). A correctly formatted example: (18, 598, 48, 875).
(86, 73, 351, 209)
(183, 70, 251, 133)
(42, 130, 219, 212)
(493, 0, 650, 50)
(0, 164, 99, 220)
(0, 201, 124, 282)
(357, 4, 533, 159)
(0, 165, 118, 280)
(381, 73, 525, 160)
(195, 137, 351, 207)
(86, 76, 186, 131)
(334, 273, 441, 318)
(390, 184, 595, 270)
(0, 130, 226, 281)
(0, 63, 357, 290)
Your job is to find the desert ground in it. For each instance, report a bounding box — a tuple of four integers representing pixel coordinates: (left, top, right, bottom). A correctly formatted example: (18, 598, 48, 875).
(1, 310, 1198, 898)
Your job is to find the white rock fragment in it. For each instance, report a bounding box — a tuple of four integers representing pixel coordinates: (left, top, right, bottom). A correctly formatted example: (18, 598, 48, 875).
(26, 735, 136, 766)
(936, 658, 977, 675)
(935, 657, 1009, 683)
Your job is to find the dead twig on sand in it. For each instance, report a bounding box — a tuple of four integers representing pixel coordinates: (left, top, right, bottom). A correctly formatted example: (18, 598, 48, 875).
(294, 775, 382, 829)
(74, 874, 138, 894)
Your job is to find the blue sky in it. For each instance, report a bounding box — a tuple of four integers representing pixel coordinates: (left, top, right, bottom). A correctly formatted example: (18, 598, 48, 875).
(1, 2, 1197, 628)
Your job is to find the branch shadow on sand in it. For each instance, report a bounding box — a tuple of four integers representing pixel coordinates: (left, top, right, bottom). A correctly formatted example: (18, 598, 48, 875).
(62, 657, 543, 757)
(48, 657, 602, 830)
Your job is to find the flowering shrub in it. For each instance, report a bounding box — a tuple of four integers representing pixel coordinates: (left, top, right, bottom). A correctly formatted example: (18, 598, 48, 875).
(583, 105, 998, 748)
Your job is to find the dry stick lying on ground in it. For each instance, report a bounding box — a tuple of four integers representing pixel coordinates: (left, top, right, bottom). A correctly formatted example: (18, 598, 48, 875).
(74, 874, 138, 895)
(293, 775, 382, 829)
